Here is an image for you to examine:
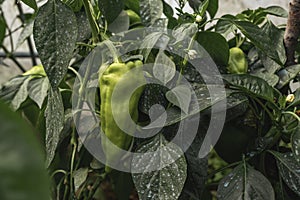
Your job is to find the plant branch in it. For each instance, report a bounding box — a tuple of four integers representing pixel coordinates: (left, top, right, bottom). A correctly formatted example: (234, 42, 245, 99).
(284, 0, 300, 66)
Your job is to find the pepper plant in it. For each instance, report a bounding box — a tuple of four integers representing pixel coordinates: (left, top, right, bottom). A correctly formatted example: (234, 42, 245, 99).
(0, 0, 300, 200)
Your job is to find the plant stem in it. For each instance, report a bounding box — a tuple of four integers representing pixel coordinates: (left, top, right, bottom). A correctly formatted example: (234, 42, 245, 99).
(70, 127, 77, 198)
(82, 0, 100, 44)
(253, 97, 274, 121)
(182, 30, 198, 67)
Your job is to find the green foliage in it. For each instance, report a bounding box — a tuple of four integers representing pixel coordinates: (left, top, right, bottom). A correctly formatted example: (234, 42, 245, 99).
(1, 0, 300, 199)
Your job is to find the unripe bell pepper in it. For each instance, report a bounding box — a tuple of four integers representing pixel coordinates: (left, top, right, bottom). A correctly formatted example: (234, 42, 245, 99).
(99, 60, 145, 173)
(126, 9, 141, 25)
(227, 47, 248, 74)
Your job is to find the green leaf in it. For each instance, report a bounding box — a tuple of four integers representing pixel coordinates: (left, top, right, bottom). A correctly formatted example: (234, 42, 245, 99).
(289, 88, 300, 107)
(0, 14, 6, 45)
(221, 93, 248, 122)
(73, 168, 89, 191)
(0, 101, 50, 200)
(139, 83, 169, 115)
(207, 0, 218, 18)
(198, 0, 209, 16)
(62, 0, 83, 12)
(261, 20, 286, 64)
(16, 19, 34, 49)
(197, 31, 229, 67)
(217, 164, 275, 200)
(11, 78, 30, 111)
(277, 65, 300, 89)
(166, 85, 192, 114)
(251, 69, 279, 87)
(292, 126, 300, 163)
(153, 50, 176, 85)
(223, 74, 275, 102)
(125, 0, 140, 14)
(140, 31, 164, 61)
(28, 77, 49, 109)
(179, 126, 207, 199)
(162, 0, 173, 18)
(98, 0, 124, 23)
(108, 10, 129, 33)
(76, 10, 91, 42)
(33, 0, 78, 88)
(140, 0, 163, 26)
(132, 133, 187, 200)
(215, 14, 236, 36)
(270, 151, 300, 196)
(0, 76, 27, 102)
(172, 23, 197, 44)
(21, 0, 38, 11)
(149, 84, 228, 128)
(259, 52, 282, 74)
(162, 0, 177, 28)
(45, 87, 64, 167)
(234, 20, 286, 65)
(264, 6, 288, 18)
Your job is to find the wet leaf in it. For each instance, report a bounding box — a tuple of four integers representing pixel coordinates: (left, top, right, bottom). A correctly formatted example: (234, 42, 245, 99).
(33, 0, 78, 88)
(223, 74, 276, 103)
(179, 122, 207, 199)
(139, 83, 168, 115)
(270, 151, 300, 196)
(217, 164, 275, 200)
(140, 0, 163, 26)
(146, 84, 227, 128)
(45, 87, 64, 167)
(292, 126, 300, 162)
(98, 0, 124, 23)
(132, 133, 187, 200)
